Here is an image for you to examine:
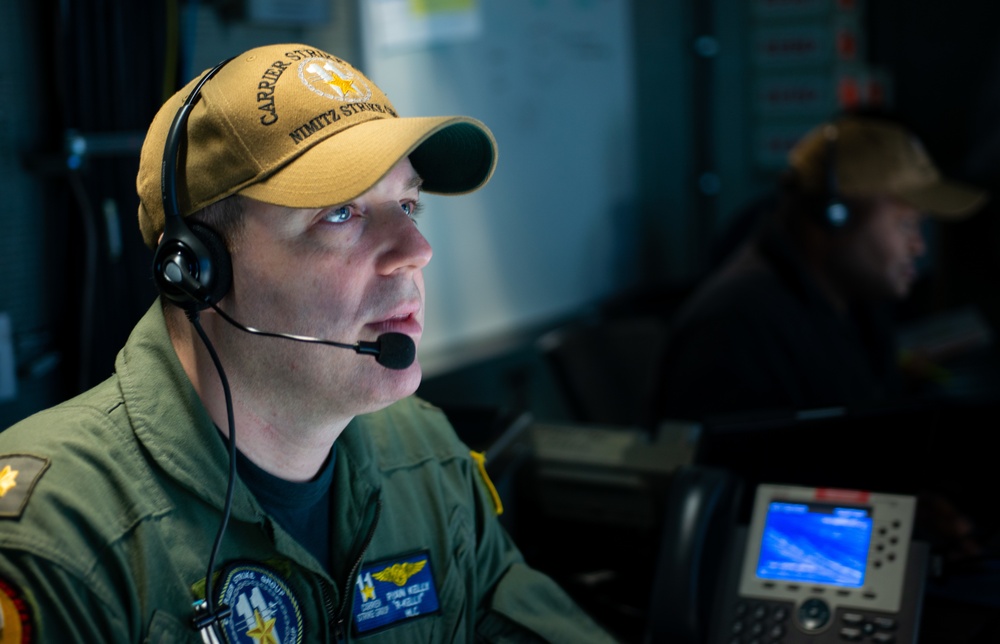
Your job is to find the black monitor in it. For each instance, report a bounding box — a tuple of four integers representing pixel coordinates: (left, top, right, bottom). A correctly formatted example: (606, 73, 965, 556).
(694, 397, 999, 527)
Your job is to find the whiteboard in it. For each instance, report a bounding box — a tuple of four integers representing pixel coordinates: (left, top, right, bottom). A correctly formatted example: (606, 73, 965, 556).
(360, 0, 638, 374)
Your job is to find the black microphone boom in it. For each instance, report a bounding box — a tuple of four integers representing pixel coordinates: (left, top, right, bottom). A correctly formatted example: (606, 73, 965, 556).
(211, 306, 416, 370)
(161, 261, 417, 369)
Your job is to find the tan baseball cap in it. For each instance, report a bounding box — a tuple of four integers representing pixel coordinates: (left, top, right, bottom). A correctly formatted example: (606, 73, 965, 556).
(137, 43, 498, 248)
(788, 116, 988, 218)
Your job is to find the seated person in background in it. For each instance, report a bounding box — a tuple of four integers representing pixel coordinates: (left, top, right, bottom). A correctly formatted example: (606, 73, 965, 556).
(654, 114, 989, 422)
(0, 43, 615, 642)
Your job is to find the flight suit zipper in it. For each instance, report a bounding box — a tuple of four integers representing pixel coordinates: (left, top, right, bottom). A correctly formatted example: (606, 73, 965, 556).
(328, 498, 382, 641)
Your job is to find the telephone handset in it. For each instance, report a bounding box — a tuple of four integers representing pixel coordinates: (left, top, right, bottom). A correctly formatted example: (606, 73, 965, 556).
(707, 484, 928, 644)
(645, 465, 743, 643)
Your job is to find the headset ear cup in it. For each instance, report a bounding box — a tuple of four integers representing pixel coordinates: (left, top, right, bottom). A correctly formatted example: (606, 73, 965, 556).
(823, 127, 849, 228)
(188, 221, 233, 308)
(152, 219, 233, 311)
(826, 200, 850, 228)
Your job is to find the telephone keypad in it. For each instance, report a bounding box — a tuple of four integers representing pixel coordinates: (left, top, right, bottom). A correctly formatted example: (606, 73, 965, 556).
(727, 599, 790, 643)
(834, 610, 899, 642)
(725, 600, 901, 643)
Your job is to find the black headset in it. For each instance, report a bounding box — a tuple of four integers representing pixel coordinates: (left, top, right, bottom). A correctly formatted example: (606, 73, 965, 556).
(148, 59, 241, 636)
(151, 58, 235, 311)
(823, 126, 850, 228)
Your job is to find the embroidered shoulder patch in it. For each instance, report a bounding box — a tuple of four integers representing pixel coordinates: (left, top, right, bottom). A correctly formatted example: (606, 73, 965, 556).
(352, 550, 440, 635)
(215, 561, 303, 644)
(0, 455, 50, 520)
(0, 575, 35, 642)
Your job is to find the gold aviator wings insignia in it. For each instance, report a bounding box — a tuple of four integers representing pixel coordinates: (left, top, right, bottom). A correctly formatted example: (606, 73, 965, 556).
(372, 560, 427, 587)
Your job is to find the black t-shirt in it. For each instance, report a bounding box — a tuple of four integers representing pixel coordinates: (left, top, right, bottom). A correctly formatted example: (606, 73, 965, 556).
(235, 445, 335, 571)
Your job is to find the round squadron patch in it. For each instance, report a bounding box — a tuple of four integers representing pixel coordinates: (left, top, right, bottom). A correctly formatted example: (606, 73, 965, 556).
(0, 576, 34, 643)
(216, 562, 303, 644)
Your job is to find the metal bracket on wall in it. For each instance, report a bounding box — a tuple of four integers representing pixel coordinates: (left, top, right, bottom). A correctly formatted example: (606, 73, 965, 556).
(23, 130, 145, 175)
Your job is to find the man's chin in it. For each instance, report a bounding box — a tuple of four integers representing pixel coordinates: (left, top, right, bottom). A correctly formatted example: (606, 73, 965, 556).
(363, 360, 423, 411)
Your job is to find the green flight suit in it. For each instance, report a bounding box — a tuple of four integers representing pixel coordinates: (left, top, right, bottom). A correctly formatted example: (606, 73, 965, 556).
(0, 302, 617, 642)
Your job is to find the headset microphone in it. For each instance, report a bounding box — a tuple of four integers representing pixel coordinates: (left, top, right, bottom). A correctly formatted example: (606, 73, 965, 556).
(360, 332, 417, 370)
(211, 303, 417, 370)
(161, 263, 417, 369)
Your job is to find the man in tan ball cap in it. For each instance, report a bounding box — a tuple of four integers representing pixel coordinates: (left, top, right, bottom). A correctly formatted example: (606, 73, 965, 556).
(0, 43, 615, 643)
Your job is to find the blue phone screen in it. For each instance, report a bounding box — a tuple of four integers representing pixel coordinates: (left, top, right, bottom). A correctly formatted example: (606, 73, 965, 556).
(756, 501, 873, 588)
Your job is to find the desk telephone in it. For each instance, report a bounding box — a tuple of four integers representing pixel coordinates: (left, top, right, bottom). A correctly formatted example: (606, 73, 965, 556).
(648, 471, 928, 643)
(709, 484, 928, 643)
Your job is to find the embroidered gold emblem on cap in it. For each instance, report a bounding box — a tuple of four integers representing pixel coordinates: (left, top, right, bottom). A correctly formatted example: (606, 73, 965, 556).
(299, 59, 371, 102)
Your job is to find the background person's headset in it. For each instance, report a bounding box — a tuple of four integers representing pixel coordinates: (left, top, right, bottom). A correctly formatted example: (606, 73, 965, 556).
(823, 123, 851, 229)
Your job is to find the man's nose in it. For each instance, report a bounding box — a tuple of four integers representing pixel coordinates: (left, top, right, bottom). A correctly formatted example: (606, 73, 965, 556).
(378, 211, 433, 274)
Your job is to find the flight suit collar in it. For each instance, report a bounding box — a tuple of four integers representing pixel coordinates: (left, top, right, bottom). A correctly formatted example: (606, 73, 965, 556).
(330, 418, 382, 568)
(116, 301, 262, 523)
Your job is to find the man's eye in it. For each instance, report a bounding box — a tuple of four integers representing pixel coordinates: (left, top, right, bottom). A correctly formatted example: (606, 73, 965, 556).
(402, 202, 423, 220)
(325, 206, 353, 223)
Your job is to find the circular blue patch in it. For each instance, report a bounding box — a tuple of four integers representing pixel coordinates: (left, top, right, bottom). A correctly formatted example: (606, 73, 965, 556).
(217, 562, 303, 644)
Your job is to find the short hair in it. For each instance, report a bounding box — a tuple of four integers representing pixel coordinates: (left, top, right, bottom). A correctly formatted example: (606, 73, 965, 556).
(188, 194, 247, 252)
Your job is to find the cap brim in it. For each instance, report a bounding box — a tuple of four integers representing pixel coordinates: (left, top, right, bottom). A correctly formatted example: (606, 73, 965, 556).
(898, 179, 989, 219)
(238, 115, 497, 207)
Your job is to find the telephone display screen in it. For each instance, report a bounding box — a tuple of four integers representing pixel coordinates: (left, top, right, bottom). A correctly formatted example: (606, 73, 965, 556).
(756, 501, 873, 588)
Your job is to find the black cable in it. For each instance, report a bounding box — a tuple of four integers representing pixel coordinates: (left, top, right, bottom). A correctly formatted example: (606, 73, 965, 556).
(67, 171, 98, 394)
(208, 304, 359, 349)
(189, 310, 237, 627)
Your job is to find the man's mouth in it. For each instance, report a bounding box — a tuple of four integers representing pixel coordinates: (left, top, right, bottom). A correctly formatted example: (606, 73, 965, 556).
(367, 308, 422, 337)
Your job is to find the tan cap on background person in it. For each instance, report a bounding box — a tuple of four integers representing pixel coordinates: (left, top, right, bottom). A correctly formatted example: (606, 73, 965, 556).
(137, 43, 498, 249)
(788, 116, 988, 218)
